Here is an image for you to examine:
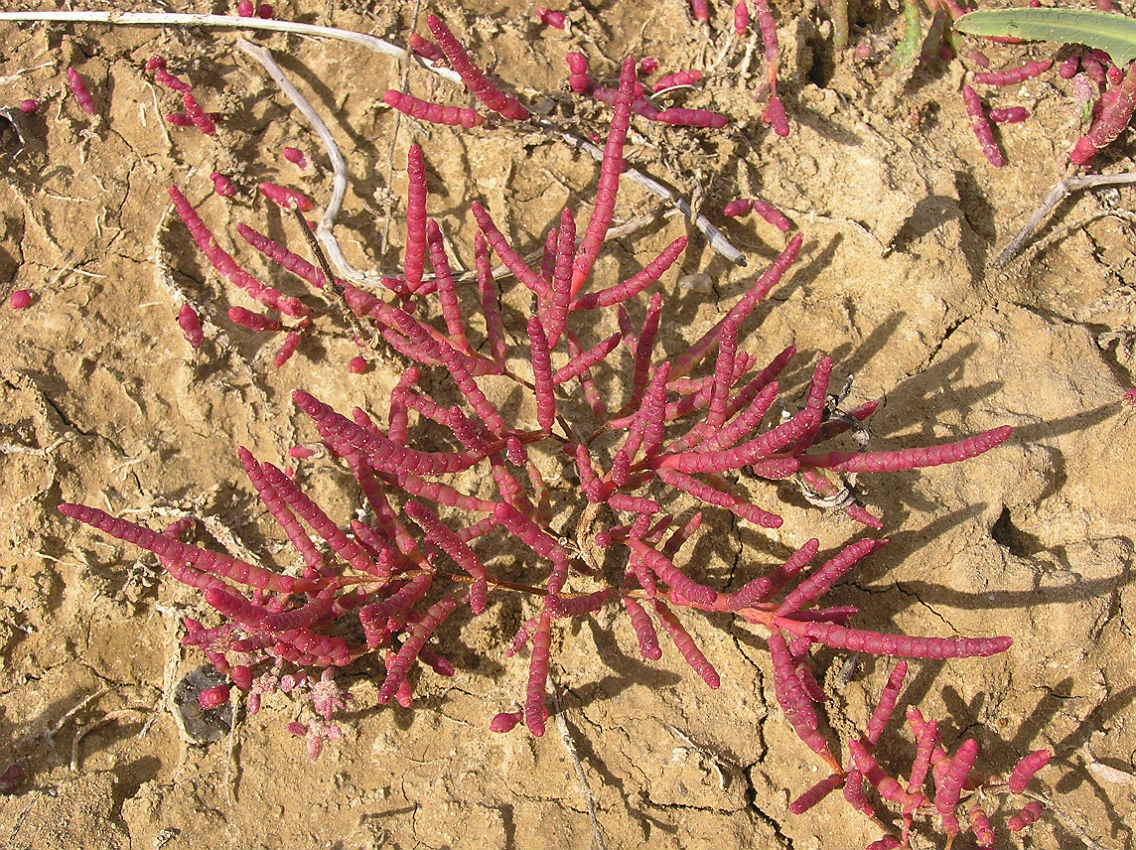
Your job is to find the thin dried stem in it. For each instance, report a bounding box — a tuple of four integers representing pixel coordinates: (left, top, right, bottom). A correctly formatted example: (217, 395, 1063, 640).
(4, 10, 743, 268)
(287, 204, 374, 346)
(236, 39, 390, 291)
(994, 170, 1136, 268)
(549, 680, 607, 850)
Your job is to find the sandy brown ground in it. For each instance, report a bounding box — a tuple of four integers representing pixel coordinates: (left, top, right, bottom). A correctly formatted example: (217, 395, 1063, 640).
(1, 1, 1134, 848)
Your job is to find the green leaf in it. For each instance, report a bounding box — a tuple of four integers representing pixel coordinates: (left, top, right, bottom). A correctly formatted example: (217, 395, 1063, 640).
(954, 8, 1136, 67)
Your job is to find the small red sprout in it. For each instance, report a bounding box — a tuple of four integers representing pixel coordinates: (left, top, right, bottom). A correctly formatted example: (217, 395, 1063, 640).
(1007, 800, 1045, 832)
(66, 66, 96, 115)
(210, 172, 236, 197)
(182, 91, 216, 135)
(282, 146, 308, 168)
(652, 69, 703, 92)
(9, 289, 32, 309)
(408, 33, 446, 64)
(18, 99, 37, 114)
(176, 304, 204, 349)
(259, 182, 314, 212)
(534, 7, 566, 29)
(228, 306, 282, 333)
(198, 684, 231, 709)
(273, 329, 303, 368)
(763, 95, 789, 137)
(383, 90, 485, 128)
(722, 197, 791, 230)
(155, 69, 192, 94)
(972, 59, 1051, 86)
(1008, 748, 1051, 793)
(735, 0, 749, 34)
(490, 711, 523, 732)
(962, 84, 1005, 167)
(989, 106, 1029, 124)
(1071, 60, 1136, 167)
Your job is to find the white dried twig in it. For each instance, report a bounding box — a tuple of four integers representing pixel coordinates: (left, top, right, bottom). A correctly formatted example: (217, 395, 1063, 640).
(236, 38, 387, 289)
(0, 11, 458, 80)
(994, 171, 1136, 268)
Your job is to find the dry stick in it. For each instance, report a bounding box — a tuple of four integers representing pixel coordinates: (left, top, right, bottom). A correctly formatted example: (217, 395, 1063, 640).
(286, 203, 373, 348)
(0, 10, 743, 269)
(235, 39, 388, 292)
(381, 0, 424, 259)
(548, 679, 607, 850)
(0, 11, 447, 74)
(71, 708, 146, 770)
(994, 171, 1136, 268)
(546, 124, 744, 265)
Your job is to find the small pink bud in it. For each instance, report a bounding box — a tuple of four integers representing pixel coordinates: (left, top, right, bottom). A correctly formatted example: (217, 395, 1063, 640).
(408, 33, 446, 64)
(237, 0, 254, 15)
(210, 172, 235, 197)
(348, 355, 368, 374)
(282, 146, 308, 168)
(280, 673, 304, 692)
(255, 4, 274, 18)
(198, 684, 230, 710)
(230, 665, 252, 691)
(534, 7, 566, 29)
(181, 92, 216, 135)
(989, 106, 1029, 124)
(228, 306, 281, 332)
(734, 0, 749, 34)
(260, 182, 314, 211)
(288, 445, 315, 459)
(490, 711, 523, 732)
(177, 303, 204, 348)
(9, 289, 32, 309)
(638, 57, 659, 76)
(165, 112, 193, 127)
(145, 55, 166, 71)
(0, 763, 27, 794)
(18, 99, 38, 114)
(66, 66, 96, 115)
